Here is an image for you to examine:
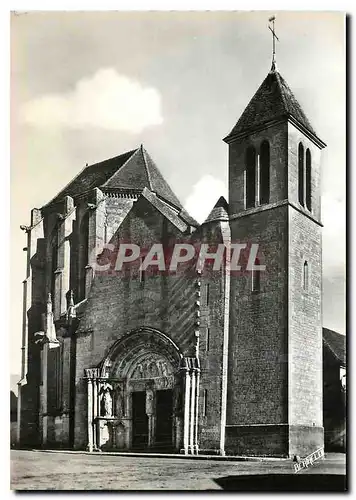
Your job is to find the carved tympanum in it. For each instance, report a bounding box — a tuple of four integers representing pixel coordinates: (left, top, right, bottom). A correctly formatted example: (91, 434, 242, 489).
(130, 355, 173, 380)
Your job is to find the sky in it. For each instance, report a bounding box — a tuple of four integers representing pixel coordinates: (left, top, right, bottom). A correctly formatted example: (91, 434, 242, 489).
(10, 11, 345, 376)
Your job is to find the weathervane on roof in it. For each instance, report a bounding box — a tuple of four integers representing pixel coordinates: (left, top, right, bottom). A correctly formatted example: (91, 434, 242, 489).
(268, 16, 279, 72)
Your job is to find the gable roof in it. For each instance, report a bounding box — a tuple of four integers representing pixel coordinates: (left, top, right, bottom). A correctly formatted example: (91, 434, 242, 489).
(42, 146, 184, 210)
(102, 146, 183, 209)
(323, 327, 346, 365)
(43, 149, 137, 208)
(224, 67, 322, 143)
(142, 148, 183, 209)
(140, 188, 188, 233)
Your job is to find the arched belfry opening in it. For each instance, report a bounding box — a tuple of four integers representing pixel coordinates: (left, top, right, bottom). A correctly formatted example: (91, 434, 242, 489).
(306, 148, 312, 211)
(298, 142, 305, 206)
(84, 328, 199, 455)
(259, 140, 270, 205)
(245, 146, 256, 208)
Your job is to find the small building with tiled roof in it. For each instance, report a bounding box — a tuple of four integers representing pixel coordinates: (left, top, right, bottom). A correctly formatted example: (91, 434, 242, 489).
(322, 328, 346, 452)
(323, 327, 346, 367)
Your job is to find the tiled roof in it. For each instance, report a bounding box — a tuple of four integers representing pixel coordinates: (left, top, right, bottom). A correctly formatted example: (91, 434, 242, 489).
(43, 149, 136, 207)
(141, 148, 183, 209)
(224, 67, 317, 141)
(323, 327, 346, 365)
(203, 196, 229, 224)
(43, 146, 184, 210)
(140, 188, 188, 233)
(102, 147, 151, 191)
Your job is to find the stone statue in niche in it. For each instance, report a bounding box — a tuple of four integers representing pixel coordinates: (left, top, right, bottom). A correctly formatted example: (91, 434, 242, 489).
(146, 389, 154, 415)
(100, 383, 113, 417)
(103, 390, 112, 417)
(115, 386, 125, 418)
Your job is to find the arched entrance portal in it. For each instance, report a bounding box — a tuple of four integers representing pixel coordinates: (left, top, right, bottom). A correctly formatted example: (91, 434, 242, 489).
(84, 328, 184, 453)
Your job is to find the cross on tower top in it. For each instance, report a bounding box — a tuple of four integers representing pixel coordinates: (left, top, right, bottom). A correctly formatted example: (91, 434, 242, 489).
(268, 16, 279, 72)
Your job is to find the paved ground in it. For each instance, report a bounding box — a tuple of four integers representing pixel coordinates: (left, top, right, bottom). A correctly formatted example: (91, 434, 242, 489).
(10, 450, 346, 491)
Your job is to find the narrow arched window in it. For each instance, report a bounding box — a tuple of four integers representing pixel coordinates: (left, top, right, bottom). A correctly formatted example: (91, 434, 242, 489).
(306, 149, 312, 211)
(298, 143, 304, 206)
(259, 140, 270, 205)
(252, 257, 261, 292)
(246, 146, 256, 209)
(205, 283, 210, 306)
(205, 327, 210, 351)
(303, 261, 309, 291)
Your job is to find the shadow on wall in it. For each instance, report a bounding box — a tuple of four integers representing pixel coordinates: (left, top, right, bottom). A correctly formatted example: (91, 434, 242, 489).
(325, 426, 346, 453)
(10, 390, 18, 448)
(211, 474, 347, 492)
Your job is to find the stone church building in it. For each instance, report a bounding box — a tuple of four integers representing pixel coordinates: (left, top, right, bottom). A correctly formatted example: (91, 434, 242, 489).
(18, 59, 332, 458)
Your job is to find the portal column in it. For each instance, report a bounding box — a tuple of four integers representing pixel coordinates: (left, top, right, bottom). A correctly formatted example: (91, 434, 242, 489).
(93, 378, 98, 449)
(182, 365, 191, 455)
(41, 341, 49, 447)
(189, 369, 196, 454)
(194, 367, 200, 454)
(86, 377, 93, 452)
(146, 389, 154, 449)
(84, 368, 100, 452)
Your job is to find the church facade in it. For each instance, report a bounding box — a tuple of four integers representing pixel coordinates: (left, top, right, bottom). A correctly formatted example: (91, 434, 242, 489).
(17, 60, 327, 457)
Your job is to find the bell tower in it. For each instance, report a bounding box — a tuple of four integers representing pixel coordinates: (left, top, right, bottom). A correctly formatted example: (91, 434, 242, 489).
(224, 32, 326, 457)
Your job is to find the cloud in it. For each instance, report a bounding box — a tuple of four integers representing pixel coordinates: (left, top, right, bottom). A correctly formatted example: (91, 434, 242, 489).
(184, 174, 228, 224)
(321, 194, 346, 333)
(21, 68, 163, 133)
(322, 194, 345, 274)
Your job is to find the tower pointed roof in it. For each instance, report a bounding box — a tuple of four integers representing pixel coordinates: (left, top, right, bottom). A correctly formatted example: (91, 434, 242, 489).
(203, 196, 229, 224)
(224, 65, 324, 146)
(43, 146, 183, 210)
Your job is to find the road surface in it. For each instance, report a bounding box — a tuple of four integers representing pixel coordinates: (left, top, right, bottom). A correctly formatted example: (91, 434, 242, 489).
(11, 450, 346, 491)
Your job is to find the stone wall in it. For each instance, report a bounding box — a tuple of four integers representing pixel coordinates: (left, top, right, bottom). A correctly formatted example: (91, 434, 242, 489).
(73, 195, 197, 448)
(227, 205, 289, 455)
(287, 121, 323, 456)
(193, 220, 229, 454)
(225, 118, 324, 456)
(288, 207, 323, 428)
(19, 212, 46, 447)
